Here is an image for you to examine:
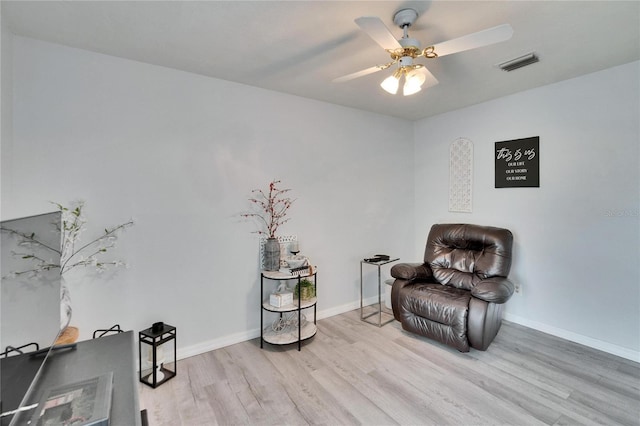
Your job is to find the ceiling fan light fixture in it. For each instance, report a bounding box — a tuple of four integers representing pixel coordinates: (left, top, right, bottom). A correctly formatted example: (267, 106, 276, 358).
(380, 69, 402, 94)
(403, 69, 426, 96)
(337, 9, 514, 98)
(380, 74, 399, 94)
(403, 84, 422, 96)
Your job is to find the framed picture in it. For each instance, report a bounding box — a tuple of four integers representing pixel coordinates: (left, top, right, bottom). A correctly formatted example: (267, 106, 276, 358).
(30, 372, 113, 426)
(495, 136, 540, 188)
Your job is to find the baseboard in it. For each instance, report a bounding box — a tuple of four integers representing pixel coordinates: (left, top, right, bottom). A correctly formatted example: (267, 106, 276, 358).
(177, 304, 638, 365)
(317, 296, 382, 320)
(176, 328, 260, 360)
(176, 300, 375, 361)
(504, 313, 640, 363)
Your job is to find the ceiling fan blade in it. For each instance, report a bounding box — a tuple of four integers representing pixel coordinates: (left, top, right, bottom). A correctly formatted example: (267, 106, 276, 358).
(354, 16, 402, 51)
(431, 24, 514, 57)
(420, 67, 439, 88)
(332, 65, 387, 83)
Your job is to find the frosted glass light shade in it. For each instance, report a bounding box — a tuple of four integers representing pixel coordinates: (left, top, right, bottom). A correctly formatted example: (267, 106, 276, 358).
(380, 75, 400, 94)
(403, 84, 422, 96)
(403, 69, 426, 96)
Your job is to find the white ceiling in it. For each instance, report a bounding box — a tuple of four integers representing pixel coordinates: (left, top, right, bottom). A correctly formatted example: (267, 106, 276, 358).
(2, 1, 639, 121)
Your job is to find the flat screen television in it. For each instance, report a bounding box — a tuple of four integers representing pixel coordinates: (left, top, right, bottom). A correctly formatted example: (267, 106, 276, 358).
(1, 211, 62, 425)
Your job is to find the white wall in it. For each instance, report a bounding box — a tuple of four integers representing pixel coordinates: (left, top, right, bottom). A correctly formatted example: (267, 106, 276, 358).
(1, 9, 12, 210)
(4, 34, 638, 363)
(414, 61, 640, 361)
(2, 36, 416, 355)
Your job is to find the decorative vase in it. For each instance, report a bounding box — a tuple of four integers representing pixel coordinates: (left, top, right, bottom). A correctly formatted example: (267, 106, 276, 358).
(264, 237, 280, 271)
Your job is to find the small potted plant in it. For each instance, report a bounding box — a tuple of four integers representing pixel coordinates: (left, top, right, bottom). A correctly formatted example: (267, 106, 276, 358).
(294, 279, 315, 300)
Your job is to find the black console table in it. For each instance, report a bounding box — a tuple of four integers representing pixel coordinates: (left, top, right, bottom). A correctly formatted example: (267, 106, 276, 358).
(2, 331, 141, 426)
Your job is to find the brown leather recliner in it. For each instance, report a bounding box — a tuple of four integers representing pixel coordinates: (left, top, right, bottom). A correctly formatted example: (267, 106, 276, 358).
(391, 223, 514, 352)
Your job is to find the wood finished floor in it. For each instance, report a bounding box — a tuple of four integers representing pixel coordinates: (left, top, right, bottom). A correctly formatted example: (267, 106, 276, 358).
(139, 309, 640, 425)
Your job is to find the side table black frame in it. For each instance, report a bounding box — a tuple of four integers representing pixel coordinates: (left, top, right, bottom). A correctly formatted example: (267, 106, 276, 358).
(260, 271, 317, 351)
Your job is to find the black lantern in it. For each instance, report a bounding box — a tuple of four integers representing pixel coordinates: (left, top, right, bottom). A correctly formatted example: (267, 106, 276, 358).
(139, 322, 176, 388)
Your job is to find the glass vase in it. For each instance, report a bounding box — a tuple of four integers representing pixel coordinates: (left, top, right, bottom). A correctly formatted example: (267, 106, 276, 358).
(60, 276, 72, 331)
(264, 237, 280, 271)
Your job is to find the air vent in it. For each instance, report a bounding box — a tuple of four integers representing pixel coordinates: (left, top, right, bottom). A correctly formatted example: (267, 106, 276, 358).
(497, 53, 539, 72)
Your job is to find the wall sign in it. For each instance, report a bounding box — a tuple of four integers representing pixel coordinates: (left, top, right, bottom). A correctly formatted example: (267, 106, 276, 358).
(495, 136, 539, 188)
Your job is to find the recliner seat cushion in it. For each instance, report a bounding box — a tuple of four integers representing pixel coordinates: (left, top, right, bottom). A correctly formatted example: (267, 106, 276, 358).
(398, 283, 471, 351)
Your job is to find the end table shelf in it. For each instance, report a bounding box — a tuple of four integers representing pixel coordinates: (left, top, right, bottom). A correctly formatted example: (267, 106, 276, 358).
(360, 257, 399, 327)
(260, 270, 317, 351)
(262, 321, 317, 346)
(262, 297, 317, 312)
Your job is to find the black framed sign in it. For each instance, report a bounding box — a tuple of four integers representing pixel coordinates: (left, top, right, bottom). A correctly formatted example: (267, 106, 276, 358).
(495, 136, 539, 188)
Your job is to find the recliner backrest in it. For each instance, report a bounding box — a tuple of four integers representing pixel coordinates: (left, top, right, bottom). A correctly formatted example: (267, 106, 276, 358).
(424, 223, 513, 290)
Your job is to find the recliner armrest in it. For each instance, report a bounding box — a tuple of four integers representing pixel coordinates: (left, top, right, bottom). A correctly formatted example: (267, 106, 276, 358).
(390, 263, 433, 281)
(471, 277, 515, 304)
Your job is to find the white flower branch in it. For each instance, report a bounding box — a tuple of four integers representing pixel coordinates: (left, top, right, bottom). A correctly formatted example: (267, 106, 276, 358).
(1, 201, 133, 278)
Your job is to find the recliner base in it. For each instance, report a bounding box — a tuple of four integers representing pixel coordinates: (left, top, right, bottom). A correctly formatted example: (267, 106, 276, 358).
(396, 282, 504, 352)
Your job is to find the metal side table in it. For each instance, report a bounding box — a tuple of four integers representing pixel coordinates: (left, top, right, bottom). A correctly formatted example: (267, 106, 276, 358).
(360, 257, 399, 327)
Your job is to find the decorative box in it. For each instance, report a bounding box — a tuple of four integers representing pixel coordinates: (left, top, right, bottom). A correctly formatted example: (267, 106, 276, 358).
(270, 291, 293, 308)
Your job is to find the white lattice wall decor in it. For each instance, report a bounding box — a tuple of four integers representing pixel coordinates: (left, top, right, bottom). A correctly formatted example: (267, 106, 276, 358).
(449, 138, 473, 213)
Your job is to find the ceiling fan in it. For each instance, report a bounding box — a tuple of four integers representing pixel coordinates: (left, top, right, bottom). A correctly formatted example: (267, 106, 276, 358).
(333, 8, 514, 96)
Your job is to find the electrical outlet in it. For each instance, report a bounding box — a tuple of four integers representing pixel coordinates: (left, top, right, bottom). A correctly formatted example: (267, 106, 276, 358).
(514, 282, 522, 294)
